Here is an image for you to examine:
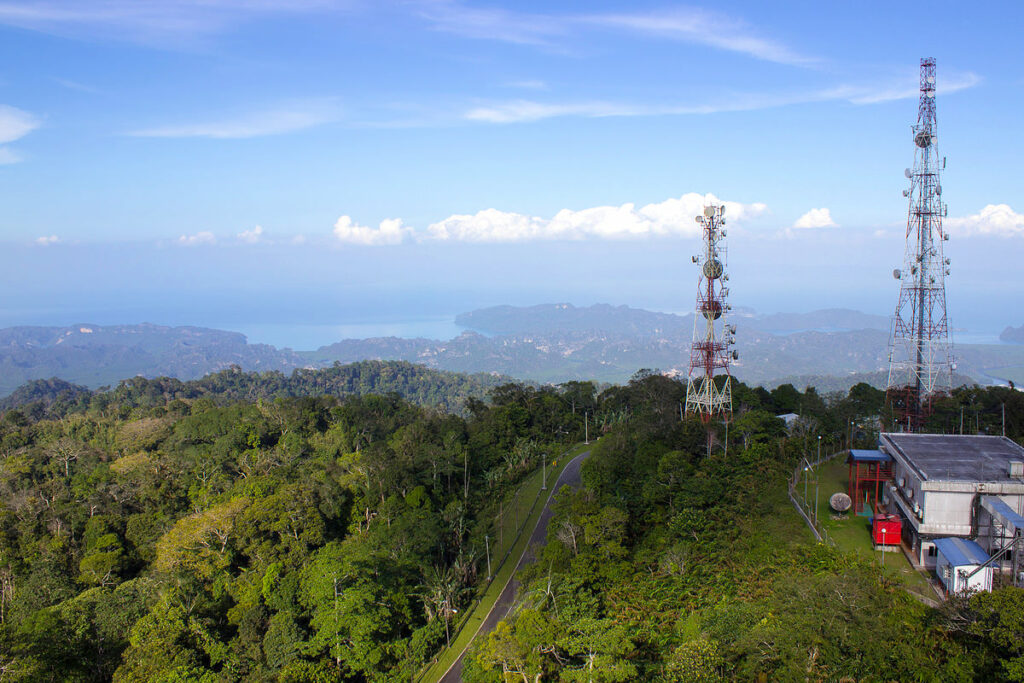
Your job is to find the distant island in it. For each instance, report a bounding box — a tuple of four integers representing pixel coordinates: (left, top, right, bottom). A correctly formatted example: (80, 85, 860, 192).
(1001, 323, 1024, 344)
(1, 304, 1020, 397)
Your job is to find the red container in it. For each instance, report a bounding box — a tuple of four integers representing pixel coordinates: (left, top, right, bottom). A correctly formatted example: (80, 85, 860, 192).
(872, 514, 902, 546)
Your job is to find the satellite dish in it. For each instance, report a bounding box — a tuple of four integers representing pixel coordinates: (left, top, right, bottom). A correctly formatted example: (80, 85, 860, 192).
(694, 216, 703, 224)
(704, 206, 716, 218)
(702, 258, 724, 280)
(915, 131, 932, 148)
(904, 168, 912, 178)
(701, 301, 722, 321)
(893, 269, 902, 280)
(926, 75, 936, 84)
(935, 185, 942, 196)
(902, 189, 909, 197)
(829, 492, 852, 513)
(720, 206, 726, 216)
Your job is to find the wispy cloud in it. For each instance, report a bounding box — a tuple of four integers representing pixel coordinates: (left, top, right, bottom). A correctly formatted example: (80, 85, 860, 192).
(332, 192, 767, 245)
(128, 100, 339, 139)
(415, 1, 813, 65)
(0, 104, 40, 144)
(35, 235, 59, 246)
(462, 72, 983, 124)
(826, 71, 982, 105)
(0, 1, 338, 45)
(414, 0, 565, 47)
(0, 104, 40, 164)
(581, 9, 815, 66)
(52, 77, 100, 93)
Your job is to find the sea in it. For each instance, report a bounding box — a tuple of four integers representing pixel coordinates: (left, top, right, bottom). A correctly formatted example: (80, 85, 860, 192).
(229, 316, 468, 351)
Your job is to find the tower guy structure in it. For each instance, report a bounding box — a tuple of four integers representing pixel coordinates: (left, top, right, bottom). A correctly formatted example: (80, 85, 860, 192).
(685, 203, 737, 427)
(886, 57, 954, 431)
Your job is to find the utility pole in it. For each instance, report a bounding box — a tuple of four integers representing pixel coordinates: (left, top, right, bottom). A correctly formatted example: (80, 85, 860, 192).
(542, 453, 547, 491)
(1003, 403, 1006, 437)
(584, 411, 589, 445)
(960, 406, 964, 435)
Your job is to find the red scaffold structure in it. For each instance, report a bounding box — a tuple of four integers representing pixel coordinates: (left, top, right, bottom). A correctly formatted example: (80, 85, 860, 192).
(886, 58, 954, 432)
(685, 204, 736, 430)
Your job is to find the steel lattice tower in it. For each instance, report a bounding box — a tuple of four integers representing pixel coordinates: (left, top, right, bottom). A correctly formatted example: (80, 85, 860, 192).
(886, 58, 954, 431)
(685, 203, 737, 426)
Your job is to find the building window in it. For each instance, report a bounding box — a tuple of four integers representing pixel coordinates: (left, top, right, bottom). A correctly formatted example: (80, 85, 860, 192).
(927, 546, 937, 557)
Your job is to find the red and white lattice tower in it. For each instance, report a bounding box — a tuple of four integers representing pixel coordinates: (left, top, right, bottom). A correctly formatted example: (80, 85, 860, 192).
(886, 58, 954, 432)
(685, 203, 737, 424)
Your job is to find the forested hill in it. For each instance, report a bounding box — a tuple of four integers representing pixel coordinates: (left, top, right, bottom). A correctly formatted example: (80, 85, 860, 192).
(0, 371, 1020, 680)
(0, 361, 512, 418)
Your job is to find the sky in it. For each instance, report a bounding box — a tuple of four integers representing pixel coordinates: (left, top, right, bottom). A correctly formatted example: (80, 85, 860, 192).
(0, 1, 1022, 346)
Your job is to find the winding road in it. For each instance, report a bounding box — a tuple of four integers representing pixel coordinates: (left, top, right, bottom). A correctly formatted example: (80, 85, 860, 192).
(437, 448, 591, 683)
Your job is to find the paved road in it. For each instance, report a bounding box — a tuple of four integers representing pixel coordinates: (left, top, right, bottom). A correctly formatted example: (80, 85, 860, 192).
(438, 449, 590, 683)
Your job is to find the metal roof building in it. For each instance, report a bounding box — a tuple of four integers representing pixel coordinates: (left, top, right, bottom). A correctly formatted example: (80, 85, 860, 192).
(879, 433, 1024, 570)
(934, 537, 993, 595)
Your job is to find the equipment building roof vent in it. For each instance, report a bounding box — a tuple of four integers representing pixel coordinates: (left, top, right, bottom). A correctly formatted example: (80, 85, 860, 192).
(1010, 461, 1024, 479)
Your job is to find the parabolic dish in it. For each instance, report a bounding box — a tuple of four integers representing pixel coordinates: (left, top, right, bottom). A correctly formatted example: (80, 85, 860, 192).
(829, 492, 852, 513)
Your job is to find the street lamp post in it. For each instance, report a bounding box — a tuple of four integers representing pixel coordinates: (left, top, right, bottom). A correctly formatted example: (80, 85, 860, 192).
(584, 411, 589, 445)
(880, 528, 887, 567)
(817, 434, 821, 465)
(542, 453, 547, 491)
(849, 420, 854, 450)
(485, 534, 492, 581)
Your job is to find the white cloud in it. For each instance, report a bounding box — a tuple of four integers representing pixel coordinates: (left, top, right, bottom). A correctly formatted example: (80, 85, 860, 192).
(793, 208, 837, 229)
(0, 104, 39, 144)
(333, 215, 412, 246)
(237, 225, 263, 243)
(425, 193, 767, 242)
(128, 100, 338, 139)
(291, 234, 307, 245)
(178, 231, 215, 246)
(946, 204, 1024, 238)
(34, 235, 59, 246)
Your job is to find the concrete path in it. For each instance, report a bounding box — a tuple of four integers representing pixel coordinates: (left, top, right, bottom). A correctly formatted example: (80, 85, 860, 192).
(437, 449, 591, 683)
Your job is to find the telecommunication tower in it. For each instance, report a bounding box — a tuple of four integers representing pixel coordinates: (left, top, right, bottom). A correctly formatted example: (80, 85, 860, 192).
(886, 57, 954, 431)
(685, 203, 737, 426)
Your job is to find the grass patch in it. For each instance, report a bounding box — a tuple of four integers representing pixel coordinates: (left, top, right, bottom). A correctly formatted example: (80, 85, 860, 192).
(418, 441, 593, 682)
(798, 457, 937, 600)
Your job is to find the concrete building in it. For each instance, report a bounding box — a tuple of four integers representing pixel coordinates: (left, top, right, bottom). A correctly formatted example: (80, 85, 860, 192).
(879, 433, 1024, 569)
(934, 537, 993, 595)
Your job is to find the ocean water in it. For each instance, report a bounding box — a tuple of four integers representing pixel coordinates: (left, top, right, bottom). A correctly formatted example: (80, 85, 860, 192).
(229, 316, 467, 350)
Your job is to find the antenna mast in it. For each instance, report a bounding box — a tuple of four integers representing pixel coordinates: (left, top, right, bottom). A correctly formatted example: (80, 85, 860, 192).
(886, 58, 954, 431)
(685, 203, 736, 436)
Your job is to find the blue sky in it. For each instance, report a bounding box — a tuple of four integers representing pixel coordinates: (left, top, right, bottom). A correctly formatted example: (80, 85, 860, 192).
(0, 1, 1022, 343)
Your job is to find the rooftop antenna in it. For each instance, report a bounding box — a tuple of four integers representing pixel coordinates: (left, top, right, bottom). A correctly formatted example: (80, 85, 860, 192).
(685, 201, 736, 454)
(886, 58, 955, 432)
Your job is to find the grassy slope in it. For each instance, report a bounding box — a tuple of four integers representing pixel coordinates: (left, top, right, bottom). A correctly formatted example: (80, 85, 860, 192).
(419, 442, 591, 683)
